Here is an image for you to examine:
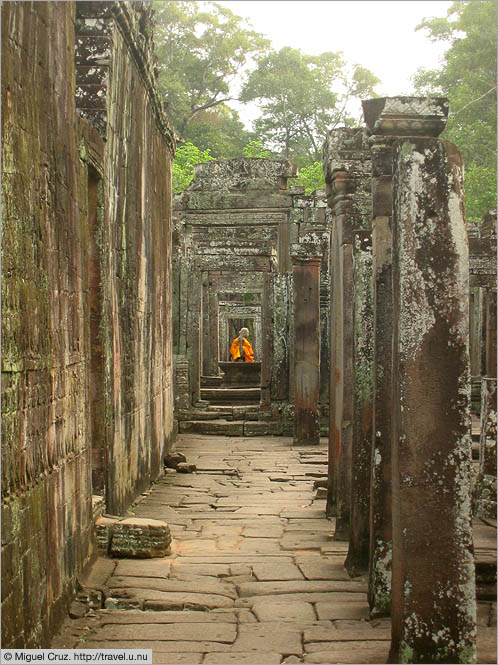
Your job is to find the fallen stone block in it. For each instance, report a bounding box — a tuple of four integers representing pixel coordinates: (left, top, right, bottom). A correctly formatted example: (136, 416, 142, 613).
(110, 518, 172, 558)
(164, 452, 187, 469)
(177, 462, 197, 474)
(95, 516, 121, 553)
(68, 600, 87, 619)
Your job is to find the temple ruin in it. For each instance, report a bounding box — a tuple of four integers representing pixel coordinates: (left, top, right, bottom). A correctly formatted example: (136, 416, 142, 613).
(1, 2, 496, 663)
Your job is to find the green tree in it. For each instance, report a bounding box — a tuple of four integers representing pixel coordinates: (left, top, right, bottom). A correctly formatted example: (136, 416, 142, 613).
(240, 47, 380, 161)
(153, 1, 268, 137)
(172, 142, 214, 194)
(294, 162, 326, 195)
(182, 104, 250, 158)
(242, 140, 272, 158)
(414, 1, 497, 222)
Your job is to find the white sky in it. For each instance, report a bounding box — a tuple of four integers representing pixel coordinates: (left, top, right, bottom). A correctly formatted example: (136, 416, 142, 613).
(217, 0, 453, 128)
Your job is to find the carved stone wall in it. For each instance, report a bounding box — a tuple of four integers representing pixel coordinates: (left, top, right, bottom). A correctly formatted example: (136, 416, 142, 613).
(1, 2, 94, 648)
(1, 0, 175, 647)
(173, 159, 331, 433)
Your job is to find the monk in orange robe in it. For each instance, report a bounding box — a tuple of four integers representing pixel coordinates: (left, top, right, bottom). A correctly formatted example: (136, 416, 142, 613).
(230, 327, 254, 362)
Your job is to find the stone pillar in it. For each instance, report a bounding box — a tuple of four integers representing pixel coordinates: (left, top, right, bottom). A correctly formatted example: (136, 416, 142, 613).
(345, 230, 373, 577)
(389, 135, 476, 663)
(322, 128, 371, 534)
(485, 290, 497, 378)
(363, 96, 454, 617)
(473, 377, 497, 519)
(186, 268, 202, 406)
(291, 243, 322, 445)
(362, 112, 397, 616)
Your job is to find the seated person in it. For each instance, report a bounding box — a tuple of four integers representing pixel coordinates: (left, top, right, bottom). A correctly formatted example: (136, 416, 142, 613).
(229, 327, 254, 362)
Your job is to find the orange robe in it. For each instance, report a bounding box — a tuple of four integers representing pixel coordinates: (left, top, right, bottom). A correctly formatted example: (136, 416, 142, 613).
(230, 337, 254, 362)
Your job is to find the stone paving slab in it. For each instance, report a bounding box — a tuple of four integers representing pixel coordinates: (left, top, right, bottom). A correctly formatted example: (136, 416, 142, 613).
(153, 654, 202, 665)
(237, 580, 367, 597)
(52, 433, 496, 664)
(303, 642, 390, 663)
(298, 558, 351, 581)
(251, 599, 316, 622)
(231, 623, 303, 655)
(314, 601, 370, 621)
(95, 622, 237, 642)
(107, 577, 237, 599)
(99, 611, 240, 625)
(82, 641, 232, 652)
(112, 560, 172, 578)
(304, 623, 391, 642)
(235, 592, 366, 608)
(202, 653, 281, 664)
(252, 561, 304, 581)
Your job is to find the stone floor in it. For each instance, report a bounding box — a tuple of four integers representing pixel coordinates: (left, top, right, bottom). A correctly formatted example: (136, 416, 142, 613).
(52, 434, 497, 664)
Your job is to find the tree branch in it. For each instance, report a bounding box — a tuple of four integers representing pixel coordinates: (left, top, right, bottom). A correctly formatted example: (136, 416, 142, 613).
(451, 86, 497, 116)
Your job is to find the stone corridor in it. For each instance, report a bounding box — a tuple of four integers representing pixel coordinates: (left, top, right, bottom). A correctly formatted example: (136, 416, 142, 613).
(51, 434, 496, 664)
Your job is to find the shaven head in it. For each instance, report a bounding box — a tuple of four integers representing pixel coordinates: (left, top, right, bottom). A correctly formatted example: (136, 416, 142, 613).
(239, 327, 249, 339)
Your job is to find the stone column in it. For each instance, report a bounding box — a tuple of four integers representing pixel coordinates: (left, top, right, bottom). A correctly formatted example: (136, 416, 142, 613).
(473, 378, 497, 519)
(323, 128, 371, 534)
(345, 230, 373, 577)
(389, 135, 476, 663)
(186, 267, 202, 406)
(291, 243, 322, 445)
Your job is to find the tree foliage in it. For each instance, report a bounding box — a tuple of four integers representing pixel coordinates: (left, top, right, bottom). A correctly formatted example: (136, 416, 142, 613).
(242, 140, 272, 158)
(240, 47, 379, 161)
(172, 142, 214, 194)
(181, 104, 249, 158)
(414, 1, 497, 222)
(153, 1, 268, 137)
(295, 162, 326, 195)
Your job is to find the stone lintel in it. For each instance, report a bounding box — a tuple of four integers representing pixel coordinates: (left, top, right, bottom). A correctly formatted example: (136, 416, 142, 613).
(290, 243, 322, 265)
(362, 96, 449, 138)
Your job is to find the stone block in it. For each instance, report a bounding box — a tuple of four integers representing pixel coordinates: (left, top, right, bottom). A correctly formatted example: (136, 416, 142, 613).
(95, 516, 120, 553)
(110, 518, 172, 558)
(243, 421, 282, 436)
(176, 463, 197, 474)
(164, 452, 187, 469)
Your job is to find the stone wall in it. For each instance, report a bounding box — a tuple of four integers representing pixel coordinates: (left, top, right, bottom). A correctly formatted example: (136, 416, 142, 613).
(76, 1, 177, 514)
(1, 2, 93, 647)
(173, 159, 331, 434)
(1, 0, 176, 647)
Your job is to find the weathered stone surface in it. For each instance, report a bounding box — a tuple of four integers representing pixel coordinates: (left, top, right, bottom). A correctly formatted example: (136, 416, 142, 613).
(203, 653, 281, 664)
(95, 516, 121, 552)
(113, 559, 172, 578)
(164, 452, 187, 469)
(389, 136, 476, 663)
(152, 655, 202, 665)
(322, 127, 371, 533)
(362, 96, 449, 137)
(231, 623, 303, 655)
(474, 378, 497, 519)
(252, 599, 316, 622)
(252, 562, 304, 581)
(237, 580, 366, 597)
(298, 559, 350, 581)
(292, 247, 322, 445)
(95, 622, 236, 642)
(303, 641, 390, 664)
(108, 576, 237, 600)
(176, 462, 197, 474)
(314, 601, 369, 621)
(110, 519, 172, 558)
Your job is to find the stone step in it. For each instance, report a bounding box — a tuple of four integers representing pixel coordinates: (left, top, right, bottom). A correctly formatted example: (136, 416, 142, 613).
(201, 375, 224, 387)
(178, 419, 282, 437)
(201, 388, 261, 404)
